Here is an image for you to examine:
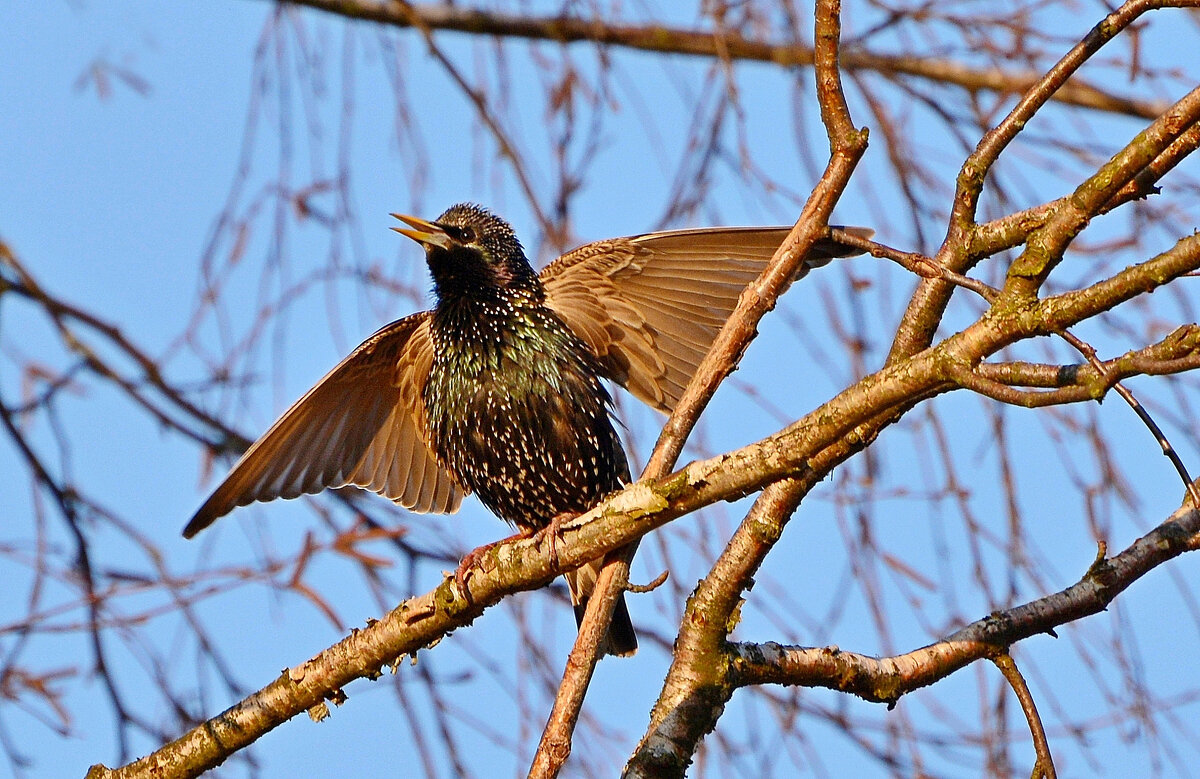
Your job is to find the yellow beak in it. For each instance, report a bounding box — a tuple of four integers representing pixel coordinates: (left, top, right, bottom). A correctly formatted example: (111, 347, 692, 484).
(390, 213, 454, 249)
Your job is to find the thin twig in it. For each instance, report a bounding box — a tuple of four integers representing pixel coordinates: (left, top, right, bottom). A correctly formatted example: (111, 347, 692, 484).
(992, 654, 1057, 779)
(279, 0, 1170, 119)
(1056, 330, 1200, 508)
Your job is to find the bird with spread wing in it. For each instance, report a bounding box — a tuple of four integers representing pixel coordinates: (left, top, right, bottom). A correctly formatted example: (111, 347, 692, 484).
(183, 203, 872, 656)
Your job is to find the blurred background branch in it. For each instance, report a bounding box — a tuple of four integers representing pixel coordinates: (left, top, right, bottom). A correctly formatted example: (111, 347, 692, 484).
(4, 1, 1200, 777)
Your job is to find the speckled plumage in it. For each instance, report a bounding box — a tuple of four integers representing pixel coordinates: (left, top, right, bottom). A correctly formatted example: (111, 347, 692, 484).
(417, 204, 638, 655)
(183, 202, 873, 658)
(422, 205, 629, 535)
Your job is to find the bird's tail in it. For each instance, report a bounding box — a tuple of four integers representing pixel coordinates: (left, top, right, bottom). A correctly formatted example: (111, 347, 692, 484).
(565, 559, 638, 657)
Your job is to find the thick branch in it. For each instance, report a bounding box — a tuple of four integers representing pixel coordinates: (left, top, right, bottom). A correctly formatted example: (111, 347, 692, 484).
(84, 288, 1200, 777)
(1005, 84, 1200, 295)
(623, 479, 809, 777)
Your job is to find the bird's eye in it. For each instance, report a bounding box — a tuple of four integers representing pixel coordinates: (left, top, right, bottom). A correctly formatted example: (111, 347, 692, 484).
(459, 226, 477, 243)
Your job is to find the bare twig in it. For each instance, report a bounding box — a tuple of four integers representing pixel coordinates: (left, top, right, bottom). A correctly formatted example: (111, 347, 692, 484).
(1056, 330, 1200, 508)
(278, 0, 1169, 119)
(889, 0, 1193, 362)
(725, 495, 1200, 711)
(992, 654, 1057, 779)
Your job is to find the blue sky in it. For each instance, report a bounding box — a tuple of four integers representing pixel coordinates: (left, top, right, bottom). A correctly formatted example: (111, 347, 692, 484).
(3, 2, 1200, 777)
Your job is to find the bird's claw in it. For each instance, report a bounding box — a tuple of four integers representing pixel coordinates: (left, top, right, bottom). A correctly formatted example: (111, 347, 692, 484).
(541, 512, 574, 571)
(452, 529, 537, 603)
(453, 541, 502, 604)
(453, 551, 480, 605)
(453, 515, 573, 602)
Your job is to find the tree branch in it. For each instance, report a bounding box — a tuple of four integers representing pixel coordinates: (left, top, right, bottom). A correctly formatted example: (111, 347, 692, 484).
(888, 0, 1192, 361)
(726, 496, 1200, 708)
(276, 0, 1169, 119)
(83, 220, 1200, 774)
(992, 654, 1057, 779)
(626, 1, 870, 772)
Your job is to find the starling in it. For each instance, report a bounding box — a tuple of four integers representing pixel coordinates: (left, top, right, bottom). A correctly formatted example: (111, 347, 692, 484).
(183, 203, 872, 657)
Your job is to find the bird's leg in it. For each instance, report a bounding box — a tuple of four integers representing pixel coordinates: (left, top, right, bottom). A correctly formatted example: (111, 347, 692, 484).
(452, 514, 574, 602)
(538, 511, 576, 572)
(453, 527, 538, 603)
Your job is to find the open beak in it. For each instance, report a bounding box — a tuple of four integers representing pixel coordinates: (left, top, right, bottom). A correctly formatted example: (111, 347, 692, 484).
(390, 213, 455, 250)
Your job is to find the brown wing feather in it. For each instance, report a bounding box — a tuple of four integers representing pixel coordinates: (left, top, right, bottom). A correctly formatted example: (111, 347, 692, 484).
(183, 313, 465, 538)
(540, 225, 871, 413)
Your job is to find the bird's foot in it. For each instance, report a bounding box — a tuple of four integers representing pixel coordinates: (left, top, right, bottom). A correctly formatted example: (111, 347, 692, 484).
(454, 539, 499, 603)
(539, 512, 576, 572)
(453, 529, 536, 603)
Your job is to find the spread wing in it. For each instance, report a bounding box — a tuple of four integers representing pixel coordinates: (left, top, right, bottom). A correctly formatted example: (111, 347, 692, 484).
(540, 225, 871, 413)
(183, 312, 465, 537)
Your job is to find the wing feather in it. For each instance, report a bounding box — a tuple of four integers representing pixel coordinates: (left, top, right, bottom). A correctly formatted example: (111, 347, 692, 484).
(542, 225, 871, 413)
(183, 313, 464, 537)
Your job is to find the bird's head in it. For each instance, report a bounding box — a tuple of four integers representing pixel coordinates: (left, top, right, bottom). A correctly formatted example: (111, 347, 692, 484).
(392, 203, 540, 303)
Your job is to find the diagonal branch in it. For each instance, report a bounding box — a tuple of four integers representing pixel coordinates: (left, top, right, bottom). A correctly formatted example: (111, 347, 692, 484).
(888, 0, 1193, 361)
(83, 296, 1200, 777)
(993, 654, 1057, 779)
(626, 0, 869, 773)
(530, 2, 872, 771)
